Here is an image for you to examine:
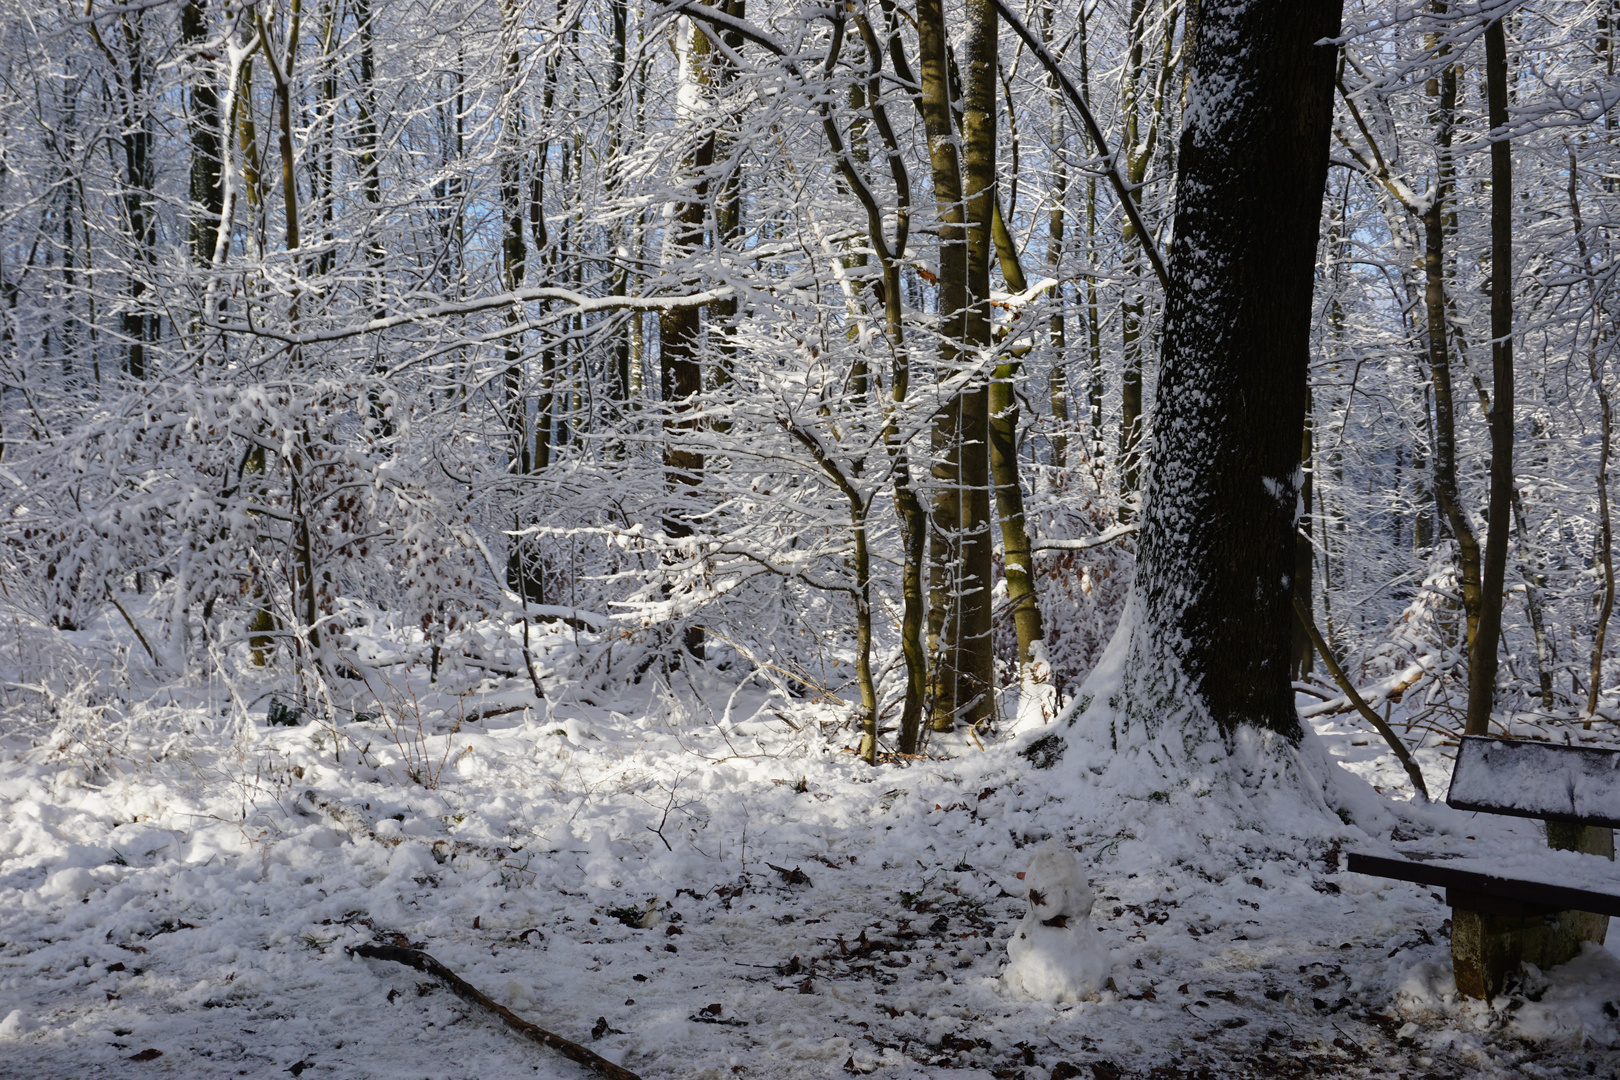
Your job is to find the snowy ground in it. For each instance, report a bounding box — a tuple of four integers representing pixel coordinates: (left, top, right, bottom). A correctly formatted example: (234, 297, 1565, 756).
(1, 623, 1618, 1079)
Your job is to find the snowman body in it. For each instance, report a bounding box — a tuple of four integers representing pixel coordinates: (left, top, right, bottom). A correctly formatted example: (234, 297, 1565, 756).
(1004, 841, 1110, 1002)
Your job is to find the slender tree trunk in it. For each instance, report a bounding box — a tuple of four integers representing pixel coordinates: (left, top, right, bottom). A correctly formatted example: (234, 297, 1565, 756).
(985, 188, 1049, 708)
(1291, 391, 1315, 679)
(956, 0, 1000, 730)
(1076, 6, 1104, 487)
(1465, 16, 1515, 736)
(853, 514, 877, 759)
(915, 0, 968, 729)
(1569, 146, 1615, 722)
(1421, 50, 1483, 654)
(710, 1, 745, 390)
(660, 16, 713, 659)
(235, 55, 264, 262)
(1119, 280, 1145, 507)
(1588, 383, 1615, 723)
(1102, 0, 1342, 744)
(497, 0, 541, 603)
(1511, 488, 1556, 709)
(123, 16, 156, 381)
(849, 6, 928, 754)
(1046, 6, 1068, 471)
(88, 12, 159, 379)
(892, 290, 930, 753)
(1086, 174, 1103, 488)
(255, 6, 301, 257)
(182, 1, 223, 269)
(355, 0, 390, 434)
(1114, 0, 1167, 511)
(608, 0, 632, 416)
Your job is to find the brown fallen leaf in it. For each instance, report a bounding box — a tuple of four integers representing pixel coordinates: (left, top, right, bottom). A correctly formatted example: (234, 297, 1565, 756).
(765, 863, 811, 887)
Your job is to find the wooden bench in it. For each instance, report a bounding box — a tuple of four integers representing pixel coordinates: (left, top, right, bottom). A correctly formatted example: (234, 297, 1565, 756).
(1348, 735, 1620, 999)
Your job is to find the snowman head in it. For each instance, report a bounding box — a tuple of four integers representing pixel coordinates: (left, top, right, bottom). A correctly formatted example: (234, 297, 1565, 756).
(1023, 840, 1094, 924)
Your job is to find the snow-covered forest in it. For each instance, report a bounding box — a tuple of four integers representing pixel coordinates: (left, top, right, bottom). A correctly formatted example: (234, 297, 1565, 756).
(1, 0, 1618, 1075)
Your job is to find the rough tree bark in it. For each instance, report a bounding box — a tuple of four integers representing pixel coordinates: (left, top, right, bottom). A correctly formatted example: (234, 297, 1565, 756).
(1102, 0, 1342, 744)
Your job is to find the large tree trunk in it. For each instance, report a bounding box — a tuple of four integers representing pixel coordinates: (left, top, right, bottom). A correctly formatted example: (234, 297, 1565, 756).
(1102, 0, 1341, 744)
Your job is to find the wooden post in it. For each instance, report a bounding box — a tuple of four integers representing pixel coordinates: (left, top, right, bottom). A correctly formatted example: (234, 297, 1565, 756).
(1451, 824, 1612, 999)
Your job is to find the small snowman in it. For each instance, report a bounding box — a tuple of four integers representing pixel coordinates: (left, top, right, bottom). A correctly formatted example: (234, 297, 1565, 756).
(1004, 840, 1110, 1002)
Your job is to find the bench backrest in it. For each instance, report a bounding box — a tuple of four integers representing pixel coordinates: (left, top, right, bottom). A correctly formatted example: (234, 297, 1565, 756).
(1447, 735, 1620, 828)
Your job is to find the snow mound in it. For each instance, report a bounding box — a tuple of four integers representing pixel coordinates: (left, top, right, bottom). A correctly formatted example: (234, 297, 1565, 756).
(1004, 840, 1110, 1002)
(0, 1009, 31, 1040)
(42, 865, 97, 898)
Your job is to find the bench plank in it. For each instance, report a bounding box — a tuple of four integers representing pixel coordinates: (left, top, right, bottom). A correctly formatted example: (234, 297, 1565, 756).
(1347, 851, 1620, 918)
(1447, 736, 1620, 828)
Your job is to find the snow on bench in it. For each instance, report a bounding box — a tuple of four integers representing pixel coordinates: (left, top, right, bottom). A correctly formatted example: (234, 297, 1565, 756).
(1445, 735, 1620, 829)
(1349, 849, 1620, 919)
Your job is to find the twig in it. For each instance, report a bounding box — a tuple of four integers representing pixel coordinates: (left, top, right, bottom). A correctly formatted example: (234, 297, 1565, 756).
(645, 773, 685, 852)
(349, 942, 640, 1080)
(988, 0, 1170, 291)
(105, 588, 161, 668)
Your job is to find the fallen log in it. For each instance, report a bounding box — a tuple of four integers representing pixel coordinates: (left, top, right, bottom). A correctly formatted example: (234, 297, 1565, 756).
(1298, 665, 1432, 718)
(350, 942, 641, 1080)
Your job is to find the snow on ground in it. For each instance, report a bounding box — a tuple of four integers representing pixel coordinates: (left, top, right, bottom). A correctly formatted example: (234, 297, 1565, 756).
(1, 623, 1618, 1079)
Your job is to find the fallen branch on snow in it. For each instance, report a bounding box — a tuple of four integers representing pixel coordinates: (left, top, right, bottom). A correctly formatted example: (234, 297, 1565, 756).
(1298, 655, 1450, 719)
(350, 942, 641, 1080)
